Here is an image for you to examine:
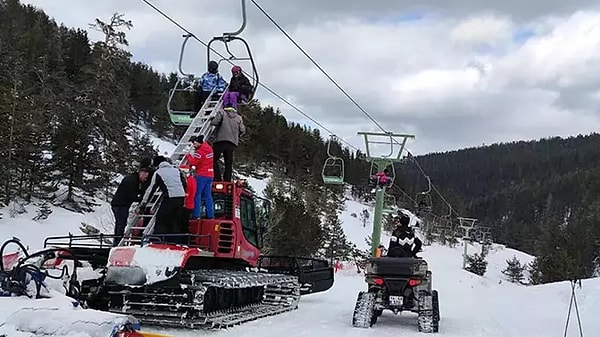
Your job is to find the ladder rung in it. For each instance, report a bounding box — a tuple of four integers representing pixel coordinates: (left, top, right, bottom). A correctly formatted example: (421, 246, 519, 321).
(118, 86, 227, 247)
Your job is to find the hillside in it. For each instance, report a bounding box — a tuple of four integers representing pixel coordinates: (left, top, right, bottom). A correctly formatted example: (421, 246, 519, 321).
(0, 0, 369, 208)
(393, 133, 600, 284)
(2, 0, 598, 287)
(1, 191, 598, 337)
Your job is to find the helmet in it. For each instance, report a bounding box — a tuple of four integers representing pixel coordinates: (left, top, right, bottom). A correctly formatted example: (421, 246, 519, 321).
(399, 215, 411, 227)
(231, 65, 242, 73)
(208, 60, 218, 73)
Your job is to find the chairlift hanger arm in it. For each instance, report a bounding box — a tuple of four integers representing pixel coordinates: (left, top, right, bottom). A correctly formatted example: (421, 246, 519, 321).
(326, 135, 339, 157)
(417, 176, 432, 195)
(223, 0, 248, 39)
(178, 34, 195, 77)
(445, 204, 452, 217)
(357, 131, 415, 160)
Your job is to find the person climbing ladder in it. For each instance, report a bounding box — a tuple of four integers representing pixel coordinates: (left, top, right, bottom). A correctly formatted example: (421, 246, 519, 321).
(210, 106, 246, 182)
(192, 60, 227, 117)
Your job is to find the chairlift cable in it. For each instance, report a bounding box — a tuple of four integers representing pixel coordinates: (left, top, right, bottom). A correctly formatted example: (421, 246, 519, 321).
(250, 0, 461, 217)
(139, 0, 358, 151)
(141, 0, 417, 206)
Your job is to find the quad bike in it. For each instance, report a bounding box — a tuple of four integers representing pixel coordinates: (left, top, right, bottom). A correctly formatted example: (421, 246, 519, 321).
(351, 253, 440, 333)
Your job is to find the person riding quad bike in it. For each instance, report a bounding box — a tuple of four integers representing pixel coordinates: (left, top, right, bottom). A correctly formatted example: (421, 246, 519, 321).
(387, 214, 422, 258)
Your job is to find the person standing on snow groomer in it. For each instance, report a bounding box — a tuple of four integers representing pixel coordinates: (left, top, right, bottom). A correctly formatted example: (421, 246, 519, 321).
(387, 213, 422, 258)
(192, 60, 227, 117)
(140, 156, 187, 239)
(210, 106, 246, 182)
(184, 135, 215, 219)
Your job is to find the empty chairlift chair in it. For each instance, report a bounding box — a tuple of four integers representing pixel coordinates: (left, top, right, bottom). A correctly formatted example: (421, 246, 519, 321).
(321, 135, 345, 185)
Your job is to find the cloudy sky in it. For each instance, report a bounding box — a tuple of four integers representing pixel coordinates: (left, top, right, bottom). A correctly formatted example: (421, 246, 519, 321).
(21, 0, 600, 156)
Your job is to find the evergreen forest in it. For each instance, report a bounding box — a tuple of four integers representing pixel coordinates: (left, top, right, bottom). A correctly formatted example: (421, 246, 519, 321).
(1, 0, 598, 284)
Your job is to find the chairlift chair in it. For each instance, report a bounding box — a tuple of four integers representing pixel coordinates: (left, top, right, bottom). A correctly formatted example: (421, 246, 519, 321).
(166, 34, 203, 127)
(382, 194, 398, 214)
(415, 176, 433, 213)
(322, 135, 345, 185)
(207, 0, 259, 105)
(368, 161, 395, 188)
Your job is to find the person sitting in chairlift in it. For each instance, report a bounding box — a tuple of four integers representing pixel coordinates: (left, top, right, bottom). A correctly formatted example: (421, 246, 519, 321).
(370, 168, 393, 187)
(192, 60, 227, 117)
(418, 200, 431, 213)
(222, 65, 252, 111)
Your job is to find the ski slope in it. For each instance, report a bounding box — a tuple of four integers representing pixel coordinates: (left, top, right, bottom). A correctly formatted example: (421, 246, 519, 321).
(0, 134, 598, 336)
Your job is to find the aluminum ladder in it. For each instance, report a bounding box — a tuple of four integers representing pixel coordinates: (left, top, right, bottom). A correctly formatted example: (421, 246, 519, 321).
(117, 86, 229, 247)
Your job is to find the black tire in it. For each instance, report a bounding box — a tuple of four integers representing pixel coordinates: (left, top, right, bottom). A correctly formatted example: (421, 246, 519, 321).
(432, 290, 440, 333)
(417, 290, 435, 333)
(352, 291, 376, 328)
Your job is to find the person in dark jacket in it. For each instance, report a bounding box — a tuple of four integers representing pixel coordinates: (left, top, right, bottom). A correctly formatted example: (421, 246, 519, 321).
(139, 156, 155, 197)
(210, 107, 246, 181)
(387, 214, 422, 258)
(222, 65, 252, 110)
(110, 167, 151, 241)
(140, 156, 187, 237)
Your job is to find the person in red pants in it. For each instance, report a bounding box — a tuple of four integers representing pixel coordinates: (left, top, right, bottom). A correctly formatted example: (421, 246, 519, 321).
(178, 165, 197, 243)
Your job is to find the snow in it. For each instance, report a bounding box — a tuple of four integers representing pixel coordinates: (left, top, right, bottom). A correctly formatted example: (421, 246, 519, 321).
(1, 131, 599, 336)
(339, 197, 373, 251)
(0, 202, 114, 252)
(242, 174, 270, 197)
(107, 245, 208, 285)
(151, 136, 176, 157)
(1, 189, 599, 336)
(0, 290, 138, 337)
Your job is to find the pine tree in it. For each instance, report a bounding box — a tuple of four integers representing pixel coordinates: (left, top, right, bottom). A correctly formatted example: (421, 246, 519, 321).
(322, 211, 354, 263)
(262, 180, 323, 257)
(501, 256, 525, 283)
(465, 252, 487, 276)
(527, 258, 543, 285)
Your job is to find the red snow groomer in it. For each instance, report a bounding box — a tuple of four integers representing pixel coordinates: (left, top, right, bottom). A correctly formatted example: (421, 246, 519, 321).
(43, 180, 334, 329)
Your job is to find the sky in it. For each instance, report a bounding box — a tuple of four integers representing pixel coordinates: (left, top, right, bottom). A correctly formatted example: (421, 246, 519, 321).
(20, 0, 600, 156)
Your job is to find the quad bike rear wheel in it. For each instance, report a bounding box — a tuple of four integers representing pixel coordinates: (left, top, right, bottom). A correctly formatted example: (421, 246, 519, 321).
(351, 291, 376, 328)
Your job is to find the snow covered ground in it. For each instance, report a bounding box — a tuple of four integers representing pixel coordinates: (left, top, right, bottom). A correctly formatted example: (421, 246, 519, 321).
(2, 190, 599, 336)
(142, 241, 598, 337)
(1, 133, 599, 336)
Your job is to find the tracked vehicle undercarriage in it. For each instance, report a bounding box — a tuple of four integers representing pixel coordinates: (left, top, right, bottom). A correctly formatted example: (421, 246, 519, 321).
(106, 269, 301, 329)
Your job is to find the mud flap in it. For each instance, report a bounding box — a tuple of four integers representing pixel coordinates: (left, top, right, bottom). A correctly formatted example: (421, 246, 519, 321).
(257, 255, 334, 295)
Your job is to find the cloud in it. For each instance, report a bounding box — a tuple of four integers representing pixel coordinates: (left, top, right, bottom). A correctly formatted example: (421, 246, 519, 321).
(20, 0, 600, 156)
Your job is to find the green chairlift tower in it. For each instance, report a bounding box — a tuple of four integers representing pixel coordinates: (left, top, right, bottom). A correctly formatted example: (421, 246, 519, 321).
(357, 131, 415, 257)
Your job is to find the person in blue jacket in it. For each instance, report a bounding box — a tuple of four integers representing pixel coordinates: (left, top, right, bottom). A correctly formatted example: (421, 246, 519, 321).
(192, 60, 228, 117)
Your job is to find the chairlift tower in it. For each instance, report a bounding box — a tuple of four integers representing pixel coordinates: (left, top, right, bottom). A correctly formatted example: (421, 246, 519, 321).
(458, 217, 477, 269)
(357, 131, 415, 257)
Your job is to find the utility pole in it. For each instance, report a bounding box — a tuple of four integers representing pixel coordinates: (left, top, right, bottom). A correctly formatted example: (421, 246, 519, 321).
(458, 217, 477, 269)
(357, 131, 415, 257)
